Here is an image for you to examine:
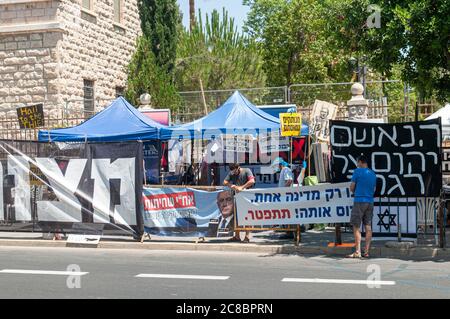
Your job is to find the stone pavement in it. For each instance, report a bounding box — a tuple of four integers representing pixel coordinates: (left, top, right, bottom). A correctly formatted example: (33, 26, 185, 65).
(0, 227, 447, 260)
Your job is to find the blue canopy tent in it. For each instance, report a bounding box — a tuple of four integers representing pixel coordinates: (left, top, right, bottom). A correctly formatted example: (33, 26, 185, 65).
(160, 91, 309, 140)
(38, 96, 165, 142)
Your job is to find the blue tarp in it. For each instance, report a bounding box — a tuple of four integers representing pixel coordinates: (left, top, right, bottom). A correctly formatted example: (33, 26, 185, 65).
(160, 91, 309, 140)
(38, 96, 165, 142)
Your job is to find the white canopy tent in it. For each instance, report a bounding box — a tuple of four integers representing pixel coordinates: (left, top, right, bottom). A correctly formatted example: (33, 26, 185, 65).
(426, 103, 450, 140)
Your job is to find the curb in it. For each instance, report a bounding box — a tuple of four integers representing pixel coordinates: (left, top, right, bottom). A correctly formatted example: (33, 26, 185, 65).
(0, 239, 447, 259)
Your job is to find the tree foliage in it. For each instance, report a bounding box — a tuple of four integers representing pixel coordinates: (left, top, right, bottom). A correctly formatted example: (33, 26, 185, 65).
(125, 36, 181, 110)
(137, 0, 181, 75)
(175, 8, 266, 91)
(245, 0, 449, 103)
(363, 0, 449, 102)
(244, 0, 354, 87)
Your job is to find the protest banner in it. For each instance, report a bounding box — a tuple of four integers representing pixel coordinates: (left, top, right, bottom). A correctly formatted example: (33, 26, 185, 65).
(143, 141, 160, 184)
(280, 113, 302, 137)
(221, 134, 254, 153)
(142, 187, 235, 237)
(0, 140, 143, 236)
(310, 100, 338, 141)
(330, 119, 442, 197)
(258, 131, 290, 154)
(16, 104, 45, 129)
(235, 182, 353, 226)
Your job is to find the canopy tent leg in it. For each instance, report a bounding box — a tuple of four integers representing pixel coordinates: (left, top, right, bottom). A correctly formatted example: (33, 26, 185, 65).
(140, 232, 151, 243)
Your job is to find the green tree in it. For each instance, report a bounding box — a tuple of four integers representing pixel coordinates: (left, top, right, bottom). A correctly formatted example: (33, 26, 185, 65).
(325, 0, 449, 102)
(125, 37, 181, 110)
(363, 0, 449, 102)
(244, 0, 349, 88)
(138, 0, 181, 75)
(175, 8, 266, 91)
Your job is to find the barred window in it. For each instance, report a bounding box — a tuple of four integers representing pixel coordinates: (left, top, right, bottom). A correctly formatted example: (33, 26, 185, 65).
(82, 0, 92, 10)
(83, 79, 95, 118)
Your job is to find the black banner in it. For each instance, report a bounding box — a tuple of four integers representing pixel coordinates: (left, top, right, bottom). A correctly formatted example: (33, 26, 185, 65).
(330, 119, 442, 197)
(0, 140, 143, 236)
(16, 104, 44, 129)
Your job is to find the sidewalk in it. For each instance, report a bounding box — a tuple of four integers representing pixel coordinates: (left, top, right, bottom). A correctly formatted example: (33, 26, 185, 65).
(0, 228, 447, 260)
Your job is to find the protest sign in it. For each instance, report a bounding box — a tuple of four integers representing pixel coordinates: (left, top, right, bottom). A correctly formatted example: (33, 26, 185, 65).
(330, 119, 442, 197)
(235, 182, 353, 226)
(16, 104, 45, 129)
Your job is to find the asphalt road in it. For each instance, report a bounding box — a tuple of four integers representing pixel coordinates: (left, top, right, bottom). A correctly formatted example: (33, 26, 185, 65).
(0, 246, 449, 299)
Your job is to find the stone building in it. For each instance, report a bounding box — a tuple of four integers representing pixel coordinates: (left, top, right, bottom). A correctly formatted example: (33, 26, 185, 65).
(0, 0, 141, 121)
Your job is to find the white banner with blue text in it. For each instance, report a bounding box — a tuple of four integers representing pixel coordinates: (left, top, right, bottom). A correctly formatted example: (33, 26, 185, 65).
(235, 182, 353, 226)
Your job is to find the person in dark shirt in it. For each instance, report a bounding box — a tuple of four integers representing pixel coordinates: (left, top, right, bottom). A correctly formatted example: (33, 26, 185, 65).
(223, 163, 255, 243)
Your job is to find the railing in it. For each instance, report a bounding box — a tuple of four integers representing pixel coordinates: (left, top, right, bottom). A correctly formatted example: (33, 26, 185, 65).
(0, 81, 441, 139)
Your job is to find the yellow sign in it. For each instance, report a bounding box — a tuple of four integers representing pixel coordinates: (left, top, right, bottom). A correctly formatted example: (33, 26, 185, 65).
(279, 113, 302, 136)
(16, 104, 45, 129)
(29, 164, 45, 186)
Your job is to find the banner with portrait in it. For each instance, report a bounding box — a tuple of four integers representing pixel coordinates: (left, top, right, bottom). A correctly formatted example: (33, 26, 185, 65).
(142, 187, 235, 237)
(310, 100, 338, 141)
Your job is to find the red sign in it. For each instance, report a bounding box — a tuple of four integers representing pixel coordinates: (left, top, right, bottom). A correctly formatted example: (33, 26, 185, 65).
(141, 109, 171, 126)
(143, 191, 196, 211)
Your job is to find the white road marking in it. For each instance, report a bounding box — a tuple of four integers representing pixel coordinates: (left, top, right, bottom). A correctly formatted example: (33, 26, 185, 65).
(135, 274, 230, 280)
(0, 269, 88, 276)
(282, 278, 396, 285)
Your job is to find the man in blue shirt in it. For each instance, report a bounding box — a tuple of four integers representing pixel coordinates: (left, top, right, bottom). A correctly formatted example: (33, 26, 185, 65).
(347, 155, 377, 259)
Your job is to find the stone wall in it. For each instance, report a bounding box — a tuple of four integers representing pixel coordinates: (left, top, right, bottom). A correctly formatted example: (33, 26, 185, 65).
(0, 0, 58, 25)
(0, 31, 63, 119)
(0, 0, 140, 120)
(57, 0, 140, 114)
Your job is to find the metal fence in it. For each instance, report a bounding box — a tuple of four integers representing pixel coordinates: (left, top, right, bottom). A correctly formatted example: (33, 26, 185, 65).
(176, 86, 287, 123)
(177, 80, 416, 124)
(0, 81, 440, 139)
(0, 98, 115, 140)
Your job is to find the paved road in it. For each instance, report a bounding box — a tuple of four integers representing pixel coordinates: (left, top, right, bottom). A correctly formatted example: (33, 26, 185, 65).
(0, 246, 449, 299)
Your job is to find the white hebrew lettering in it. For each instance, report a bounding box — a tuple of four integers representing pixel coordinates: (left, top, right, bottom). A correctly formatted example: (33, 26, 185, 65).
(377, 126, 398, 147)
(7, 155, 31, 221)
(353, 127, 375, 147)
(419, 124, 441, 147)
(400, 125, 415, 147)
(331, 126, 352, 147)
(406, 152, 426, 172)
(387, 175, 406, 196)
(91, 158, 136, 226)
(35, 158, 87, 222)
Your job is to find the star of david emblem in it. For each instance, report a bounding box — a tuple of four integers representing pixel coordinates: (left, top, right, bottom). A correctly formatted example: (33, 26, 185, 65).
(377, 209, 397, 231)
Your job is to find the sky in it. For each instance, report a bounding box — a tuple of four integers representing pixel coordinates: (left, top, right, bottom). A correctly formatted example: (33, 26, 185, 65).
(177, 0, 250, 33)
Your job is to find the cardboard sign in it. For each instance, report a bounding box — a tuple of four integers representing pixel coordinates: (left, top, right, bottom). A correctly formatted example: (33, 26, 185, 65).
(16, 104, 44, 129)
(29, 163, 45, 186)
(221, 134, 254, 153)
(310, 100, 338, 140)
(280, 113, 302, 137)
(66, 234, 101, 247)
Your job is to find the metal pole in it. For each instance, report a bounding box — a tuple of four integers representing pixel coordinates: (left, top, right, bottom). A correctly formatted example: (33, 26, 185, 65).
(439, 195, 445, 248)
(286, 86, 290, 104)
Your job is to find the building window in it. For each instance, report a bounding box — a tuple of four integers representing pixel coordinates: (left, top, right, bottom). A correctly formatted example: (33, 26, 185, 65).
(82, 0, 92, 10)
(113, 0, 122, 23)
(115, 86, 125, 98)
(83, 79, 95, 118)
